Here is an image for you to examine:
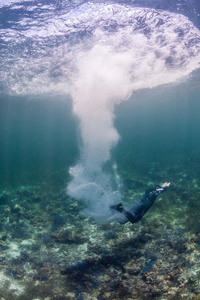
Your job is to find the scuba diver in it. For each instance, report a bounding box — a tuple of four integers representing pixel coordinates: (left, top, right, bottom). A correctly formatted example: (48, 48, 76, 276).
(110, 182, 170, 224)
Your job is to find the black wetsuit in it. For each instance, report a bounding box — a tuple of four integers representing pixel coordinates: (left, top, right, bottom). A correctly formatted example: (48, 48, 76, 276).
(111, 185, 168, 224)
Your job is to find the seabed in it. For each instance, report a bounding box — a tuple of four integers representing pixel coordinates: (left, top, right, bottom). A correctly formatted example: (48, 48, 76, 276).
(0, 161, 200, 300)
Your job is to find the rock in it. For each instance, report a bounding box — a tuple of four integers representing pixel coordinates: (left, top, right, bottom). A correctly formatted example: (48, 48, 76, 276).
(11, 204, 24, 214)
(0, 192, 10, 205)
(51, 228, 88, 244)
(0, 232, 7, 241)
(65, 292, 76, 299)
(0, 241, 9, 250)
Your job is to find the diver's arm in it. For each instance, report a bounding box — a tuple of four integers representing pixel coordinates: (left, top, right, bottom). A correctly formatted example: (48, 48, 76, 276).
(142, 182, 170, 204)
(131, 182, 171, 222)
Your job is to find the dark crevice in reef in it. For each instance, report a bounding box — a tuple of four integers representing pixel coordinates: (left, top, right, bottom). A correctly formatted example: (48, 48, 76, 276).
(60, 231, 194, 298)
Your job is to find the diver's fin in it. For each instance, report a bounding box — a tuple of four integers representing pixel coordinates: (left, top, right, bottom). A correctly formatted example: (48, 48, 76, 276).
(110, 203, 123, 213)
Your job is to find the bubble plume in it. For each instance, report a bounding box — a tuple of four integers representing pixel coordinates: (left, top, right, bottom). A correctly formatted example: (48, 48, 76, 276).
(1, 2, 200, 221)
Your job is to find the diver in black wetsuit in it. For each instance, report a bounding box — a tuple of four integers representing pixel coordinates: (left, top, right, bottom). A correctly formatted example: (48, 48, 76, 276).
(110, 182, 170, 224)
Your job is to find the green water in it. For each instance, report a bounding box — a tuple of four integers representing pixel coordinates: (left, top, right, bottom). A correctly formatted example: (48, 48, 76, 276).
(114, 72, 200, 181)
(0, 66, 200, 300)
(1, 0, 200, 298)
(0, 95, 78, 189)
(1, 71, 200, 199)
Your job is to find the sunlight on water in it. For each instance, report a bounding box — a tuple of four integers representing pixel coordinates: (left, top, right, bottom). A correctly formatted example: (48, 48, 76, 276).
(1, 2, 200, 221)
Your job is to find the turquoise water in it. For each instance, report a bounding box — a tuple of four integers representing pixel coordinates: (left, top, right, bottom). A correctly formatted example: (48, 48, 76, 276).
(0, 95, 78, 189)
(114, 73, 200, 177)
(1, 73, 199, 195)
(1, 0, 200, 299)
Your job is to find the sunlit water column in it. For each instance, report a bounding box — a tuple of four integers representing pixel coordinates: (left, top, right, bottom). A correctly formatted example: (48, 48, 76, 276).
(66, 4, 200, 222)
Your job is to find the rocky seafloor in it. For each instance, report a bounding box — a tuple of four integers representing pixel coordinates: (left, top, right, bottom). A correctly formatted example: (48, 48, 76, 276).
(0, 163, 200, 300)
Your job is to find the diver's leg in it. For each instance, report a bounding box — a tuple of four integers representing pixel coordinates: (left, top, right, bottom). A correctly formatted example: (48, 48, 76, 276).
(132, 183, 170, 222)
(110, 183, 170, 224)
(110, 203, 137, 224)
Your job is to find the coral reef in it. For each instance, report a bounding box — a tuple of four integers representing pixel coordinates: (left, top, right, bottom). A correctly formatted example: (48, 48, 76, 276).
(0, 161, 200, 299)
